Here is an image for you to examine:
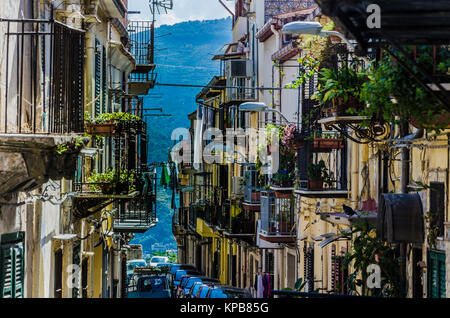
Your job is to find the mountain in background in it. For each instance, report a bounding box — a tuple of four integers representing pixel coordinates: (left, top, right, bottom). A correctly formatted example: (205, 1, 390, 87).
(131, 18, 232, 255)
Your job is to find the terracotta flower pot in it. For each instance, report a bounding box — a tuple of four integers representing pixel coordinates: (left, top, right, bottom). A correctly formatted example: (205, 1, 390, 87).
(86, 122, 116, 136)
(274, 191, 292, 199)
(309, 178, 324, 190)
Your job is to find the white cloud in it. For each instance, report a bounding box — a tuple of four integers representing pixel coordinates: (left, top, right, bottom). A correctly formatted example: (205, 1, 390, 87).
(127, 0, 232, 26)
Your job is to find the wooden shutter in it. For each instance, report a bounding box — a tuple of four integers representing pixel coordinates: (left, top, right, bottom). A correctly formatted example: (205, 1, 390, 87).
(102, 46, 107, 113)
(94, 39, 101, 116)
(0, 232, 25, 298)
(428, 250, 446, 298)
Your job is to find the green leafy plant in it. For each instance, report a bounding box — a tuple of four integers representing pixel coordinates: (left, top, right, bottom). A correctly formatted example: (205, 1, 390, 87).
(265, 124, 284, 145)
(313, 63, 367, 107)
(54, 137, 85, 155)
(87, 112, 141, 124)
(342, 219, 403, 297)
(87, 169, 136, 194)
(359, 50, 450, 132)
(307, 160, 329, 181)
(286, 55, 321, 89)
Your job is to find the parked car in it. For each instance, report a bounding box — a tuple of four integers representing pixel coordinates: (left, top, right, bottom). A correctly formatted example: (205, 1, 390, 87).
(182, 277, 220, 298)
(172, 269, 200, 295)
(127, 275, 171, 298)
(149, 256, 169, 267)
(206, 286, 253, 298)
(126, 259, 147, 284)
(168, 264, 197, 287)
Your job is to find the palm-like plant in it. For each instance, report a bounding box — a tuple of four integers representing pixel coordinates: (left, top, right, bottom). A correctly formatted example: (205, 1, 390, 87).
(313, 63, 367, 106)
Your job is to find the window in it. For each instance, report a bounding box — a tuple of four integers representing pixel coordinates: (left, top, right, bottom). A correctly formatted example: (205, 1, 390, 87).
(0, 232, 25, 298)
(430, 182, 445, 237)
(54, 249, 63, 298)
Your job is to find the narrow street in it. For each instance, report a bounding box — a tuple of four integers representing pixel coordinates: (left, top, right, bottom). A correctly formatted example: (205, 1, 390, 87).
(1, 0, 450, 302)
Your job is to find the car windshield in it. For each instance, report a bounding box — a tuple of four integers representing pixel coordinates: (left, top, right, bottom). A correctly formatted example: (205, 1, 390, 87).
(138, 276, 167, 292)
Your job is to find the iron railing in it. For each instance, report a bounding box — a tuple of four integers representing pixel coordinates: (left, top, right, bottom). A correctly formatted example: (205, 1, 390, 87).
(114, 192, 157, 233)
(128, 20, 154, 66)
(1, 19, 85, 134)
(260, 191, 295, 236)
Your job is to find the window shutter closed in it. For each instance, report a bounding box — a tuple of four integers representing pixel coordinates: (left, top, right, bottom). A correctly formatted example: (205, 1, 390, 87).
(428, 250, 446, 298)
(94, 39, 102, 116)
(1, 234, 24, 298)
(102, 46, 107, 113)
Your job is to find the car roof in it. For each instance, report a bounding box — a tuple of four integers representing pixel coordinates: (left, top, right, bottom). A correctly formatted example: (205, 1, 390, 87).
(128, 259, 146, 263)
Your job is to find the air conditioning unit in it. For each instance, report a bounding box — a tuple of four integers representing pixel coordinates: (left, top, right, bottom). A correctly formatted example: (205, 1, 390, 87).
(231, 176, 245, 197)
(225, 59, 253, 78)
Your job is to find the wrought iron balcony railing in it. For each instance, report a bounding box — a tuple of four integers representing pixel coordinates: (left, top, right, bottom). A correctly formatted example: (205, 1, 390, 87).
(1, 19, 85, 134)
(113, 192, 157, 233)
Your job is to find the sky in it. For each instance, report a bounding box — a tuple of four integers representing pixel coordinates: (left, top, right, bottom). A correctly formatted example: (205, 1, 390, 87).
(127, 0, 232, 26)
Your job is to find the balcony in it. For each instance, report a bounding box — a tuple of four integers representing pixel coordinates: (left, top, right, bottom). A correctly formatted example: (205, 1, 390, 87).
(173, 207, 190, 235)
(113, 170, 157, 233)
(0, 19, 86, 196)
(243, 168, 261, 211)
(230, 210, 256, 239)
(127, 20, 156, 96)
(114, 193, 157, 233)
(258, 190, 296, 243)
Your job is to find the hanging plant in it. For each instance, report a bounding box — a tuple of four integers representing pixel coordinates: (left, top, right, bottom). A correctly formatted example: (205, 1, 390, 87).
(359, 49, 450, 132)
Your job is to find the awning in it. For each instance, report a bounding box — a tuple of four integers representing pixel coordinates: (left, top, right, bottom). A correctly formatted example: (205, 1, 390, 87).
(196, 218, 218, 238)
(377, 193, 425, 243)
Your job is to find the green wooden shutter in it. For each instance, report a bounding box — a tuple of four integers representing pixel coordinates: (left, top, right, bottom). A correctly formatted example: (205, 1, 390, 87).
(0, 232, 24, 298)
(428, 250, 446, 298)
(94, 39, 101, 116)
(102, 46, 107, 113)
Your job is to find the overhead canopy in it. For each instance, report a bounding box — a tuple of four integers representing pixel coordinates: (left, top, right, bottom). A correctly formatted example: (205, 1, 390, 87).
(377, 193, 425, 243)
(316, 0, 450, 52)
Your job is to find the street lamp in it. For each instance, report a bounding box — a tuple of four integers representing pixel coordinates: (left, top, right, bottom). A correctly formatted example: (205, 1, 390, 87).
(282, 21, 356, 49)
(239, 102, 290, 123)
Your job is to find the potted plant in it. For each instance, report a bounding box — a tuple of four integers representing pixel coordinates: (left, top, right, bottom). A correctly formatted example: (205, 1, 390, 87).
(85, 112, 142, 136)
(307, 160, 329, 190)
(265, 124, 284, 153)
(87, 169, 136, 194)
(313, 63, 367, 117)
(312, 131, 344, 150)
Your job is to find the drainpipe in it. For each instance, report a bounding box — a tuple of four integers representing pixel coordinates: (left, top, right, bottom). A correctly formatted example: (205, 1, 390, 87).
(399, 122, 410, 296)
(351, 137, 360, 204)
(270, 24, 281, 122)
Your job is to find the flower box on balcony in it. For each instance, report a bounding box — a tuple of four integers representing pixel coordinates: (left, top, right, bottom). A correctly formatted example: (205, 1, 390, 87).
(313, 137, 344, 150)
(274, 191, 292, 199)
(85, 122, 116, 136)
